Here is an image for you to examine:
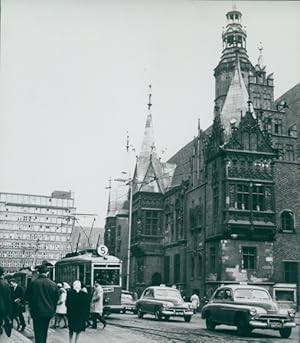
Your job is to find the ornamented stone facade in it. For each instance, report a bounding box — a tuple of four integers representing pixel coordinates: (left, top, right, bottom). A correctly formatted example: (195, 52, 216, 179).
(105, 6, 300, 303)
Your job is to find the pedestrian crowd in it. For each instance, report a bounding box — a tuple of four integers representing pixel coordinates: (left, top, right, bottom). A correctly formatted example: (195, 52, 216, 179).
(0, 265, 106, 343)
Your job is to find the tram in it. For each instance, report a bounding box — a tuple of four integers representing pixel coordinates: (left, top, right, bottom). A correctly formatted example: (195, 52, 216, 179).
(54, 246, 123, 315)
(4, 262, 55, 290)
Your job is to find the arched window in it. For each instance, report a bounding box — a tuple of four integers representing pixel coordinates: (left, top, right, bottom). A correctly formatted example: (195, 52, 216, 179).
(281, 211, 295, 231)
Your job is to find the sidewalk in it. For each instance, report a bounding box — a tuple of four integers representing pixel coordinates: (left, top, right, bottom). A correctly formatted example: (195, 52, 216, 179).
(0, 329, 32, 343)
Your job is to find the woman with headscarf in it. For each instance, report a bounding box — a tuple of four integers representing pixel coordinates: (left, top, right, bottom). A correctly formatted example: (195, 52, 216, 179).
(66, 281, 89, 343)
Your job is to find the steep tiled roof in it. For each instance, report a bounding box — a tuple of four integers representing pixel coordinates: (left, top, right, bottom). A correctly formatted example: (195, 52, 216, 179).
(167, 140, 194, 187)
(275, 83, 300, 133)
(220, 54, 249, 140)
(107, 186, 129, 217)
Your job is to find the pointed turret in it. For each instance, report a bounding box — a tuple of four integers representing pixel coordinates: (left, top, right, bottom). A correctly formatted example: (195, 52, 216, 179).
(133, 86, 176, 194)
(220, 52, 249, 140)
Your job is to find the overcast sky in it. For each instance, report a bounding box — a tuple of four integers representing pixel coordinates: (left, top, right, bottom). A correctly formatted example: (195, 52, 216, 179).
(0, 0, 299, 228)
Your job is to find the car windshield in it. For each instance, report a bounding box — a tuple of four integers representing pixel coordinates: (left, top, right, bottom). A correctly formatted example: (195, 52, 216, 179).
(155, 289, 182, 299)
(234, 288, 271, 300)
(122, 294, 134, 301)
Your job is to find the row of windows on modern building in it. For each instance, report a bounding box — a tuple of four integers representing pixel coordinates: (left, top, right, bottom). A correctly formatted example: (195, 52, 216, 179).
(0, 240, 69, 251)
(0, 232, 71, 242)
(0, 194, 74, 207)
(0, 258, 59, 268)
(0, 211, 72, 221)
(0, 223, 72, 233)
(0, 250, 62, 260)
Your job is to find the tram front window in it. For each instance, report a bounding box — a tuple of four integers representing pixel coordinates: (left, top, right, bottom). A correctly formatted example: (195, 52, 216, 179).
(94, 269, 120, 286)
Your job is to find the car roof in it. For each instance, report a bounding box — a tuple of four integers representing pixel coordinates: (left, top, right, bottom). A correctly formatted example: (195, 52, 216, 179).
(217, 284, 269, 291)
(146, 286, 179, 291)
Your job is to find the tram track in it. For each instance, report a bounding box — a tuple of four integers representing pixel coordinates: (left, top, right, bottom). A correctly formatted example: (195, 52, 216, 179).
(107, 320, 282, 343)
(108, 321, 221, 342)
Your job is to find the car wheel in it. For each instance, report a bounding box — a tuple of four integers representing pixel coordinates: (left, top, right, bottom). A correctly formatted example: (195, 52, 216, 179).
(154, 309, 162, 321)
(206, 315, 216, 331)
(184, 315, 192, 323)
(163, 315, 170, 321)
(237, 318, 250, 337)
(137, 307, 144, 319)
(279, 328, 292, 338)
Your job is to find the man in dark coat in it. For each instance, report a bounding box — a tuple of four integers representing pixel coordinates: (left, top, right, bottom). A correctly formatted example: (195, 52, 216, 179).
(9, 278, 26, 331)
(0, 266, 12, 336)
(27, 264, 59, 343)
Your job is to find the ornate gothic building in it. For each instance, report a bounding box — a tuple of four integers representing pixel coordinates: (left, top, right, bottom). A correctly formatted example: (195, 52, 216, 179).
(105, 7, 300, 301)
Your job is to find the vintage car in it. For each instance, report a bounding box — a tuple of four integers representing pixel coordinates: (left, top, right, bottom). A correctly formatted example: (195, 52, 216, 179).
(201, 284, 296, 338)
(135, 285, 194, 322)
(121, 290, 136, 314)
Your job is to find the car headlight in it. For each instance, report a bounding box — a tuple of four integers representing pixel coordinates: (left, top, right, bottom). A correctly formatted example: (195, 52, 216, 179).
(249, 308, 257, 316)
(104, 297, 110, 305)
(288, 309, 296, 318)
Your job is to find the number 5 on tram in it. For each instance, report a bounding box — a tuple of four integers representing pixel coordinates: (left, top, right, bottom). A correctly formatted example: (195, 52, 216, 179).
(54, 247, 123, 315)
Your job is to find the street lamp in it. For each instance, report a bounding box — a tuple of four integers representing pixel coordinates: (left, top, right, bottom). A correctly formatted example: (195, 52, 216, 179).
(115, 175, 133, 291)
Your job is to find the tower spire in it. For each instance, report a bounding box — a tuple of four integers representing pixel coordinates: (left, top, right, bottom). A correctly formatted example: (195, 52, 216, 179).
(147, 84, 152, 112)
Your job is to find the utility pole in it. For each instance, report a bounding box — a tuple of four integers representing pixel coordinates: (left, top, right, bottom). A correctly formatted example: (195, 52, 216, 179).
(115, 175, 133, 291)
(127, 179, 133, 291)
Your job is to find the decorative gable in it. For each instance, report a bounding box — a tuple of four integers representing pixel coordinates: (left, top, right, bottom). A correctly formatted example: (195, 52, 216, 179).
(226, 110, 274, 154)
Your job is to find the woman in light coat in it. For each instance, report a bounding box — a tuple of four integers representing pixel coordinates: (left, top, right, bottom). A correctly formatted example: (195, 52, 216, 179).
(52, 284, 68, 328)
(90, 280, 106, 329)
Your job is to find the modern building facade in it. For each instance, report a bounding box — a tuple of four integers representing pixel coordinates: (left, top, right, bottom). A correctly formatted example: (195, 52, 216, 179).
(0, 190, 75, 273)
(105, 6, 300, 301)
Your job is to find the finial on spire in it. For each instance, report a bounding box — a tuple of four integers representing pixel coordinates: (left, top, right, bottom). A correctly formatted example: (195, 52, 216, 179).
(232, 0, 237, 11)
(126, 131, 129, 152)
(247, 99, 253, 113)
(258, 41, 265, 69)
(147, 84, 152, 111)
(197, 118, 201, 136)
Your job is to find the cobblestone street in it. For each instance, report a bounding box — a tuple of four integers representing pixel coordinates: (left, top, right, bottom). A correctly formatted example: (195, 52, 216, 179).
(2, 312, 299, 343)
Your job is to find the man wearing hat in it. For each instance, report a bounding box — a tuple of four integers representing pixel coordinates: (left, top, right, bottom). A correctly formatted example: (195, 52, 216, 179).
(27, 264, 59, 343)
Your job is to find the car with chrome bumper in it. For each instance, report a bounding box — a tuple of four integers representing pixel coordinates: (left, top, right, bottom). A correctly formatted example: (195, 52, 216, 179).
(135, 285, 194, 322)
(201, 284, 296, 338)
(121, 290, 137, 314)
